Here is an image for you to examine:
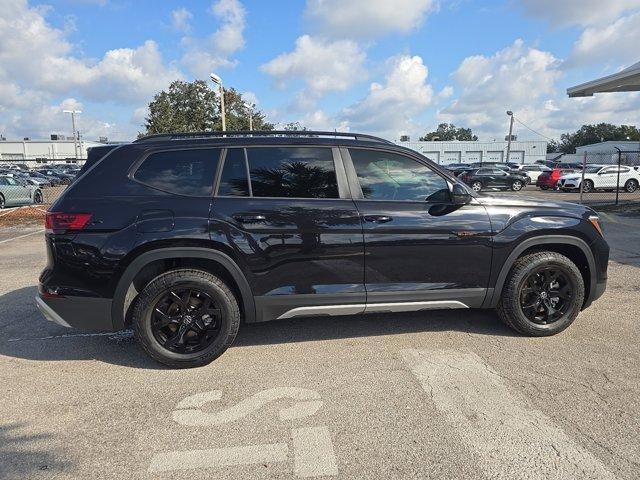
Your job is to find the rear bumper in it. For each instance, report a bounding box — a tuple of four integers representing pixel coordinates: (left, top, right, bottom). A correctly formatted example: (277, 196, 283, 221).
(35, 294, 115, 332)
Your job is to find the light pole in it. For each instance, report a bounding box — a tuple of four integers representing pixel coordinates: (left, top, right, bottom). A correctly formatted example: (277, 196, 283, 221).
(210, 73, 226, 131)
(63, 109, 82, 159)
(244, 102, 253, 131)
(505, 110, 514, 164)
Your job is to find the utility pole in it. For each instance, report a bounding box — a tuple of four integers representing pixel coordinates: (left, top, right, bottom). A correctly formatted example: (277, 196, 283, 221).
(505, 110, 514, 164)
(244, 102, 253, 131)
(210, 73, 226, 131)
(63, 109, 82, 158)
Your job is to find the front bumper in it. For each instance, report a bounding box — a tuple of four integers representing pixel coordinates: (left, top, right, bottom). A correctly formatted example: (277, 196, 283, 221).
(557, 179, 580, 189)
(35, 294, 115, 331)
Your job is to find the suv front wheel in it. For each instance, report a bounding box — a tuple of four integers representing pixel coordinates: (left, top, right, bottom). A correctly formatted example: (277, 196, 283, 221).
(497, 251, 584, 336)
(132, 269, 241, 368)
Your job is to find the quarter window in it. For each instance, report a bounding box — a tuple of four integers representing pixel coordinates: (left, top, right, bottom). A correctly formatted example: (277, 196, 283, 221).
(134, 149, 220, 196)
(218, 149, 249, 196)
(246, 147, 339, 198)
(349, 149, 450, 202)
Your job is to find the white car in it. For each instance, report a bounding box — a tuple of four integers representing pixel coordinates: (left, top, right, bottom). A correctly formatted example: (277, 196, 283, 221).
(517, 164, 552, 182)
(557, 165, 640, 193)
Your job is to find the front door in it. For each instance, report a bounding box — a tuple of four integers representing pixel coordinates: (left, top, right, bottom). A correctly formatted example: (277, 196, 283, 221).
(210, 146, 365, 321)
(342, 147, 493, 310)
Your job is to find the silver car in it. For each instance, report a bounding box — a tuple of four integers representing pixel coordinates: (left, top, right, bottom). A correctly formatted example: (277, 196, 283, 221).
(0, 175, 43, 208)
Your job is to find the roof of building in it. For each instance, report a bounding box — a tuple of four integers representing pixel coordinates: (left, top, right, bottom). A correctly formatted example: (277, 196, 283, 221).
(567, 61, 640, 97)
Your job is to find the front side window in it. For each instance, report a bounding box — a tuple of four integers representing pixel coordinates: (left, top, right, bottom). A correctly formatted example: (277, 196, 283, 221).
(246, 147, 339, 198)
(349, 149, 450, 202)
(134, 149, 220, 196)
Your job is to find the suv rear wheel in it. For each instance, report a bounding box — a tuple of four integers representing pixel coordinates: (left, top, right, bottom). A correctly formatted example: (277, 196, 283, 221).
(132, 269, 240, 368)
(625, 179, 638, 193)
(497, 251, 584, 336)
(511, 180, 523, 191)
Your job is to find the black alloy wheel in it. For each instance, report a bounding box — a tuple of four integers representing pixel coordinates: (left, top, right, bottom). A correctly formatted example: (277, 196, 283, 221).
(150, 287, 222, 354)
(34, 190, 43, 204)
(518, 266, 576, 325)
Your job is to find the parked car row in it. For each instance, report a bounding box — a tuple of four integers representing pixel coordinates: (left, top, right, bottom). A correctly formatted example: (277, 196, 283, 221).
(0, 163, 80, 208)
(443, 161, 640, 193)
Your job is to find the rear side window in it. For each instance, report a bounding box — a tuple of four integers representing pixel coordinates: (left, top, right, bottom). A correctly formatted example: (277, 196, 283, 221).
(218, 148, 249, 196)
(134, 149, 220, 196)
(246, 147, 339, 198)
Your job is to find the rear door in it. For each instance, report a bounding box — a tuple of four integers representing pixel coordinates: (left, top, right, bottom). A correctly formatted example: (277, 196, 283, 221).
(210, 146, 365, 321)
(343, 147, 492, 310)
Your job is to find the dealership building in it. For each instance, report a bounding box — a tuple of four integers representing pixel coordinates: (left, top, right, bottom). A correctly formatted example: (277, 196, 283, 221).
(397, 140, 547, 165)
(0, 138, 104, 162)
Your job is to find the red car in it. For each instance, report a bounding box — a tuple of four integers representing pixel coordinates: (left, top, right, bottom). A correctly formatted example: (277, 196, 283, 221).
(536, 167, 576, 190)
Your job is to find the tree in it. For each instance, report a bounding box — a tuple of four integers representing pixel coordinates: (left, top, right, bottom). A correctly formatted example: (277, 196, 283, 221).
(420, 123, 478, 141)
(282, 121, 307, 131)
(556, 123, 640, 153)
(546, 139, 560, 153)
(142, 80, 274, 136)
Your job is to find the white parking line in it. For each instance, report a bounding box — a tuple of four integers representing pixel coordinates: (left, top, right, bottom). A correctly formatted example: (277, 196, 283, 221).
(148, 443, 289, 473)
(0, 229, 44, 245)
(402, 349, 617, 480)
(292, 426, 338, 478)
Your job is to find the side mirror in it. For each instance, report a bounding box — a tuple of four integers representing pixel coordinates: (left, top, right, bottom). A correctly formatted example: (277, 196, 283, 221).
(451, 183, 472, 205)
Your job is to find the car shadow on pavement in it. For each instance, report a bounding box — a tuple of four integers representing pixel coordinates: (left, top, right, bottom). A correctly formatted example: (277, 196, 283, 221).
(0, 285, 517, 369)
(0, 422, 70, 480)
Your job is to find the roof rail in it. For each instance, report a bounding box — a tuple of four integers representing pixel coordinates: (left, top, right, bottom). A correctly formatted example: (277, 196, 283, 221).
(134, 130, 394, 145)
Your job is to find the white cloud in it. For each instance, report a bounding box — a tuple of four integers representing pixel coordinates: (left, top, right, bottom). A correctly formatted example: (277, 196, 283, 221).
(568, 11, 640, 67)
(261, 35, 367, 100)
(439, 40, 561, 137)
(0, 0, 182, 140)
(180, 0, 246, 78)
(340, 55, 434, 137)
(171, 7, 193, 32)
(437, 38, 640, 140)
(305, 0, 438, 38)
(518, 0, 640, 27)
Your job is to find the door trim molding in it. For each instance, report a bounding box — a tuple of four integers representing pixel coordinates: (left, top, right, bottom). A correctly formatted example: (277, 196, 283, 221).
(277, 300, 469, 319)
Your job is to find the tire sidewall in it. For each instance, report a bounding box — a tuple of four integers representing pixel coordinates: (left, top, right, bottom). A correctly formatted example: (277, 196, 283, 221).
(134, 271, 240, 367)
(582, 180, 594, 192)
(511, 180, 523, 191)
(471, 181, 482, 192)
(625, 179, 638, 193)
(502, 254, 584, 335)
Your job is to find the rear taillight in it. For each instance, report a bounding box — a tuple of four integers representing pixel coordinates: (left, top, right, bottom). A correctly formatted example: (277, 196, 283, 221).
(45, 212, 92, 233)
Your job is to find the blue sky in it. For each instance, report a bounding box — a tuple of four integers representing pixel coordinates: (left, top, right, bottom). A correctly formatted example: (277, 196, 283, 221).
(1, 0, 639, 142)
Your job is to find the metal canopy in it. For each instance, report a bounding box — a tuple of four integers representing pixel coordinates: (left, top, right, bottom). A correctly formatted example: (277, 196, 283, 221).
(567, 61, 640, 97)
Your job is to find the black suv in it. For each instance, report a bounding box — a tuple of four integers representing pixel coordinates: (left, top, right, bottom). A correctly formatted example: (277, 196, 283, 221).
(37, 131, 609, 368)
(461, 167, 530, 192)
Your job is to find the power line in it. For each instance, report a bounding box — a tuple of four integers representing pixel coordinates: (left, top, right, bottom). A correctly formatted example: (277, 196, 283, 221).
(512, 116, 556, 142)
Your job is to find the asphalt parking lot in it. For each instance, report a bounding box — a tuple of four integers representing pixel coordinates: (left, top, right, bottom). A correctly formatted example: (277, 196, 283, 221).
(1, 213, 639, 479)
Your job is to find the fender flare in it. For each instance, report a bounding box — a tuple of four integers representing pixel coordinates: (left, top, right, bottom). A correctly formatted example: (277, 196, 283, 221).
(486, 235, 596, 308)
(111, 247, 255, 329)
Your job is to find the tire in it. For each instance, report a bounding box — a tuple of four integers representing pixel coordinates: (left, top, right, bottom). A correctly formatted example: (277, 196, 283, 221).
(133, 268, 241, 368)
(511, 180, 523, 191)
(0, 194, 4, 209)
(625, 179, 638, 193)
(496, 251, 585, 336)
(540, 185, 549, 190)
(33, 190, 43, 204)
(471, 181, 483, 192)
(582, 179, 594, 193)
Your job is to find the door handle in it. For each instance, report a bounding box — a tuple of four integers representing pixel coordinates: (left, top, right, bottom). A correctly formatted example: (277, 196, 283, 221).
(363, 215, 393, 223)
(234, 214, 267, 223)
